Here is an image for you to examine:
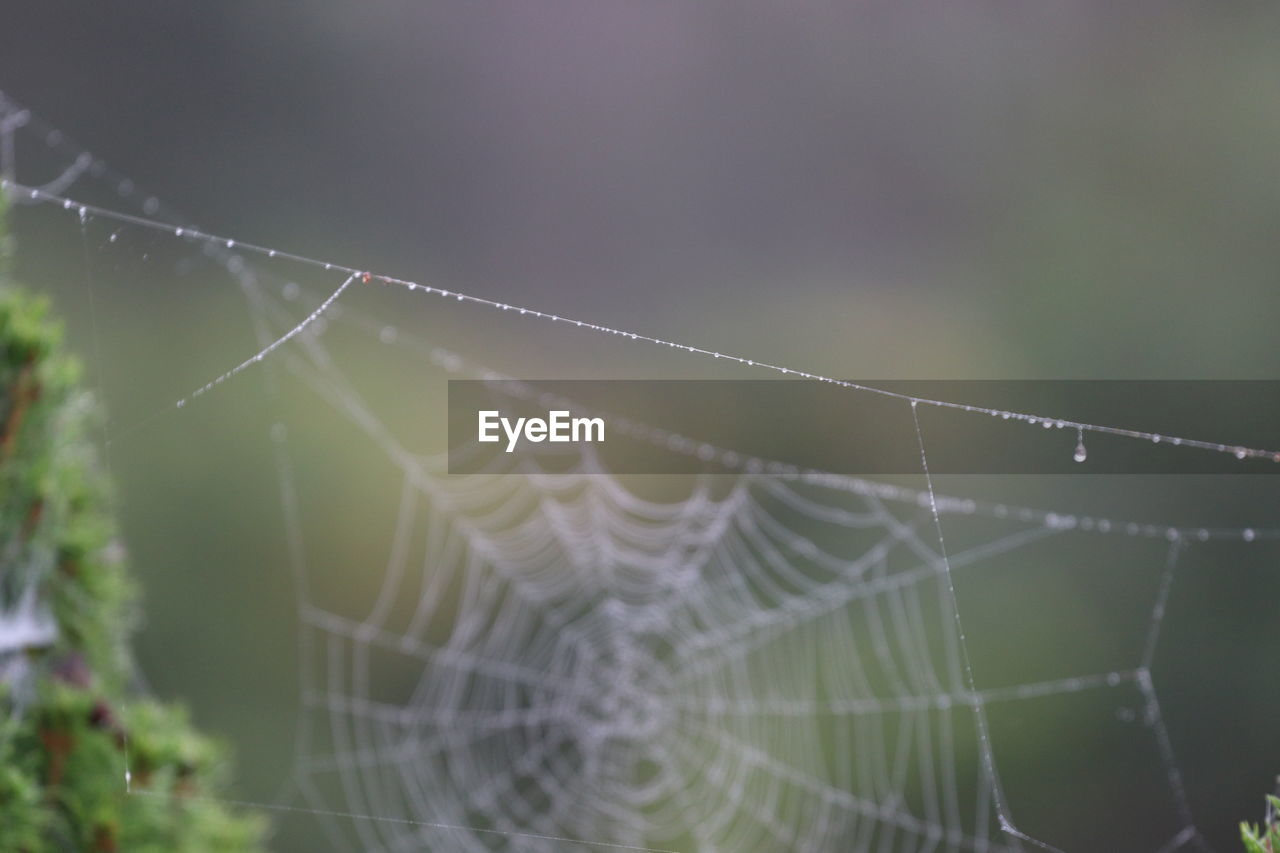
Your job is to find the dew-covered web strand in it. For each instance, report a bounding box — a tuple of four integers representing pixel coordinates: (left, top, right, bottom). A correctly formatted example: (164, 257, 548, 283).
(93, 269, 357, 448)
(75, 202, 139, 795)
(1142, 541, 1185, 675)
(275, 280, 1279, 545)
(908, 400, 1059, 853)
(1137, 541, 1209, 852)
(4, 178, 1280, 467)
(174, 271, 359, 410)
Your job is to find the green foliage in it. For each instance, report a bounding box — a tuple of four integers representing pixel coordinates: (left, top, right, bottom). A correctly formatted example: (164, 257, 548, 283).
(0, 201, 268, 851)
(1242, 794, 1280, 852)
(0, 699, 45, 851)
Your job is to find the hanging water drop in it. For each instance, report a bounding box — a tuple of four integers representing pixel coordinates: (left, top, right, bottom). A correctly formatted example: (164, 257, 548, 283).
(1073, 428, 1088, 463)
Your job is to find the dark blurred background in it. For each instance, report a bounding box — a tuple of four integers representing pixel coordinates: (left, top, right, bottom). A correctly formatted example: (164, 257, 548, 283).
(3, 2, 1279, 850)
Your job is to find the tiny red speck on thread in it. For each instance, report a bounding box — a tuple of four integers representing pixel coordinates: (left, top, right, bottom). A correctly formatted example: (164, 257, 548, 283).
(361, 272, 371, 283)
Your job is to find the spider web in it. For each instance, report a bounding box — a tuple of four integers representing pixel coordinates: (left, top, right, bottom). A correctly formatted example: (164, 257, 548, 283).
(2, 90, 1275, 853)
(273, 325, 1197, 853)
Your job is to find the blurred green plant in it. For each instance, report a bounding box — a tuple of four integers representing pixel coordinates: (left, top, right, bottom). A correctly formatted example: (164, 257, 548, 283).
(0, 195, 268, 851)
(1242, 791, 1280, 853)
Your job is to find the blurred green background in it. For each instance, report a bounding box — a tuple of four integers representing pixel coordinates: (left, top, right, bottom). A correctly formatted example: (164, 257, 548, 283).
(2, 2, 1279, 850)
